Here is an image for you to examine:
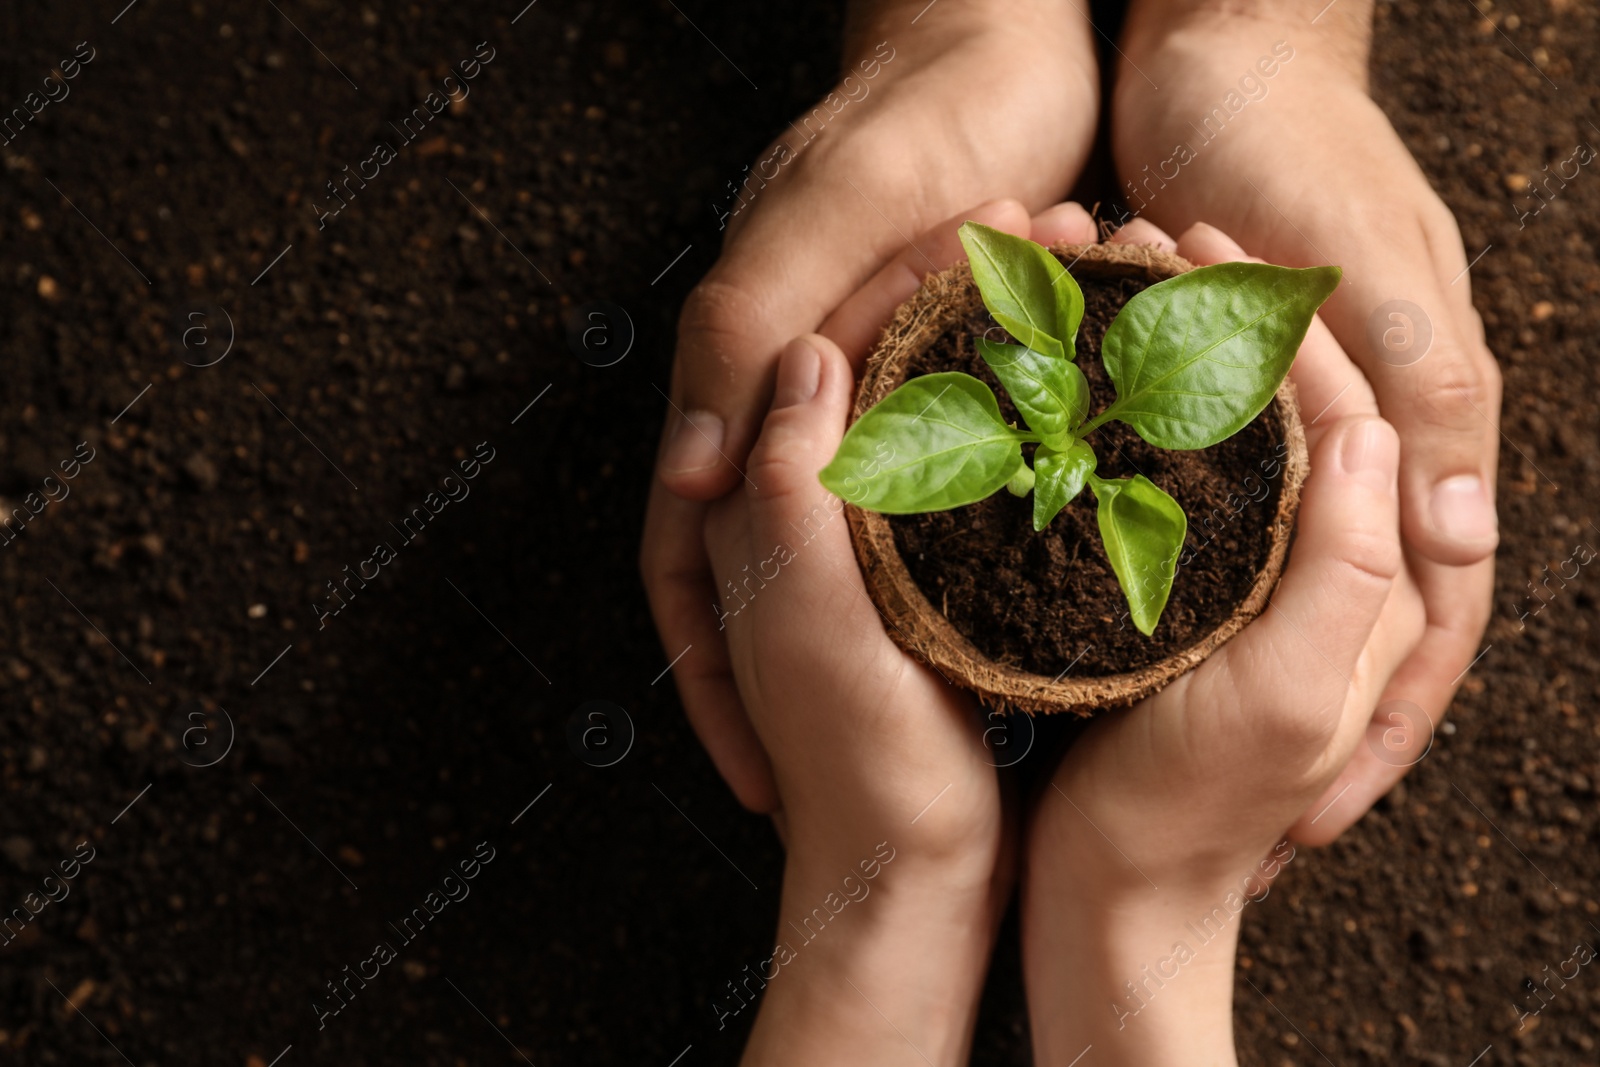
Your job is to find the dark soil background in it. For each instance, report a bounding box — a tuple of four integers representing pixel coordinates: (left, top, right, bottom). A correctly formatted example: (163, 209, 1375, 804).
(0, 1, 1596, 1065)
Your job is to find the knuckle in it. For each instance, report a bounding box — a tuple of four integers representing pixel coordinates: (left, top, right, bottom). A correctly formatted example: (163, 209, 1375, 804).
(1433, 589, 1494, 651)
(1421, 197, 1455, 229)
(678, 277, 770, 359)
(1478, 346, 1504, 406)
(1255, 666, 1346, 759)
(1220, 643, 1344, 759)
(1328, 527, 1404, 595)
(1411, 346, 1500, 431)
(1418, 198, 1466, 251)
(746, 418, 819, 501)
(1375, 583, 1430, 670)
(1282, 701, 1346, 761)
(1347, 200, 1424, 245)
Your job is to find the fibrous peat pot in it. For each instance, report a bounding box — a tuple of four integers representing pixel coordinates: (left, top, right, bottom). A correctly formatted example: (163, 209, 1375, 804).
(846, 242, 1309, 716)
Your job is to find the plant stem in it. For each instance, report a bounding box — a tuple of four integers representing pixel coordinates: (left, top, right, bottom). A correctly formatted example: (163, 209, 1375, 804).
(1076, 403, 1118, 437)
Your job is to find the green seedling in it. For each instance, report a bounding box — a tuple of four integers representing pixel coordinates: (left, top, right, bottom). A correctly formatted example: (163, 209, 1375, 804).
(820, 222, 1339, 635)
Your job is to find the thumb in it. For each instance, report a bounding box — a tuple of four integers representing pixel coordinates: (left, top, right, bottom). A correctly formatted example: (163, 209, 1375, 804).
(657, 194, 1032, 502)
(743, 334, 857, 562)
(654, 166, 907, 503)
(1209, 416, 1402, 751)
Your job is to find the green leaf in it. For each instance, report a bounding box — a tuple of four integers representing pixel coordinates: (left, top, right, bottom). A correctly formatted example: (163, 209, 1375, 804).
(1090, 474, 1188, 635)
(1033, 441, 1096, 531)
(819, 372, 1026, 513)
(1097, 262, 1340, 449)
(959, 221, 1084, 360)
(976, 339, 1089, 442)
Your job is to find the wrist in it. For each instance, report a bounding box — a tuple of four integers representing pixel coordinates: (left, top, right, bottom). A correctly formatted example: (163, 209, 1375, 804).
(738, 845, 1000, 1066)
(1108, 11, 1375, 223)
(836, 0, 1100, 166)
(1028, 774, 1301, 906)
(1021, 806, 1301, 1066)
(844, 0, 1090, 70)
(1022, 880, 1242, 1067)
(1119, 0, 1372, 84)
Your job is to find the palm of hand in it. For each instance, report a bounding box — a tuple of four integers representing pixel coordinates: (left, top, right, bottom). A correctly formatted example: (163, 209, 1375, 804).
(702, 362, 1003, 876)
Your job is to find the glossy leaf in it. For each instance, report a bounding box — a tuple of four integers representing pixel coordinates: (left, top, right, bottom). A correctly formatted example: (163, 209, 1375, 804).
(959, 222, 1084, 360)
(1033, 441, 1096, 531)
(1099, 262, 1340, 449)
(1090, 474, 1188, 635)
(819, 372, 1025, 512)
(977, 339, 1090, 442)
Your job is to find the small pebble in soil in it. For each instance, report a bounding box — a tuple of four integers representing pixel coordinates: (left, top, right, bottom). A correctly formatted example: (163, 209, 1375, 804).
(183, 452, 219, 491)
(1, 836, 34, 867)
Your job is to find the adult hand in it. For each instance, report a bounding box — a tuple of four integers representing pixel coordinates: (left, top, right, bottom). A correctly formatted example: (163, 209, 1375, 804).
(643, 0, 1101, 813)
(1109, 1, 1500, 840)
(1022, 219, 1424, 1066)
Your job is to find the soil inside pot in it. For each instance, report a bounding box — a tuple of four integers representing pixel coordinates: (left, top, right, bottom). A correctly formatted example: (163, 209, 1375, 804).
(887, 265, 1287, 678)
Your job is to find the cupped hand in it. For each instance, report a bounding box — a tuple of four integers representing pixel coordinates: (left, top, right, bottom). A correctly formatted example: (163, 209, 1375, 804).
(1110, 6, 1500, 841)
(707, 200, 1103, 1067)
(703, 333, 1002, 881)
(1022, 218, 1426, 1066)
(642, 3, 1101, 813)
(701, 332, 1001, 1067)
(699, 196, 1104, 876)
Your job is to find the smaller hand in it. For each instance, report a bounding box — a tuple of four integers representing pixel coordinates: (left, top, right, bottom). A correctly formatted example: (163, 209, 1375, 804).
(714, 200, 1104, 1067)
(705, 329, 1002, 885)
(705, 331, 1001, 1067)
(1022, 222, 1422, 1067)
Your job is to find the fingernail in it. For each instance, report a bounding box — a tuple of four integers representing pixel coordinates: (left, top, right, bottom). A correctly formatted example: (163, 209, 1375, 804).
(660, 408, 726, 475)
(772, 337, 821, 410)
(1339, 418, 1398, 491)
(1430, 473, 1498, 545)
(1185, 221, 1246, 259)
(1111, 218, 1176, 252)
